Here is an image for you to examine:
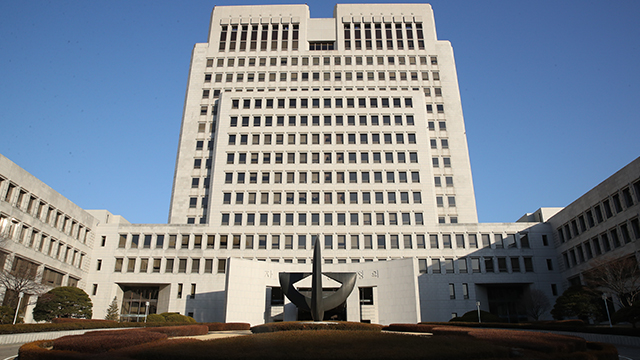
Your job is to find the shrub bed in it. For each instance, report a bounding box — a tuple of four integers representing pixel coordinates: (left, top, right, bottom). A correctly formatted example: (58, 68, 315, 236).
(383, 323, 437, 333)
(466, 328, 587, 354)
(251, 321, 383, 333)
(420, 320, 640, 337)
(112, 330, 509, 360)
(53, 329, 167, 353)
(51, 318, 118, 324)
(19, 340, 86, 360)
(145, 325, 209, 337)
(204, 322, 251, 331)
(19, 327, 617, 360)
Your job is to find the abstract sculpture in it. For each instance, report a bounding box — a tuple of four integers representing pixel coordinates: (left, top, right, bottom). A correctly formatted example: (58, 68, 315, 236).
(279, 239, 357, 321)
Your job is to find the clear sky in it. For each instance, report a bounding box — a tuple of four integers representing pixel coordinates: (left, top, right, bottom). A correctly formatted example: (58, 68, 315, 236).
(1, 0, 638, 224)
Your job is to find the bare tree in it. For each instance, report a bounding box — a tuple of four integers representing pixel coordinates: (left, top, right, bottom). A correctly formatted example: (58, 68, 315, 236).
(584, 255, 640, 308)
(524, 289, 551, 320)
(0, 236, 47, 311)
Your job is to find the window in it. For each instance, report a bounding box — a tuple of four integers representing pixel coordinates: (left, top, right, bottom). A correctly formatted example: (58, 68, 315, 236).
(218, 258, 227, 273)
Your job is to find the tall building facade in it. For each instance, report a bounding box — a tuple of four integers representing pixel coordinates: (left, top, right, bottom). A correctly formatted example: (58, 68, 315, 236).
(168, 4, 477, 226)
(0, 4, 638, 325)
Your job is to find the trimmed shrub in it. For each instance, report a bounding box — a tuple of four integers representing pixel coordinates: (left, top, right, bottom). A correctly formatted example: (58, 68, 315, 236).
(145, 325, 209, 337)
(450, 310, 501, 323)
(51, 318, 117, 324)
(251, 321, 383, 333)
(205, 322, 251, 331)
(53, 329, 166, 353)
(19, 340, 88, 360)
(157, 312, 196, 323)
(536, 319, 586, 327)
(584, 342, 619, 360)
(384, 323, 437, 333)
(146, 314, 166, 322)
(466, 328, 586, 354)
(0, 306, 16, 324)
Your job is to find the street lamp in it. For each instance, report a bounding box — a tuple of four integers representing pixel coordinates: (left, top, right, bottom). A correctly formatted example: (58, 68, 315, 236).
(476, 300, 481, 323)
(13, 292, 24, 325)
(144, 301, 150, 323)
(602, 294, 612, 328)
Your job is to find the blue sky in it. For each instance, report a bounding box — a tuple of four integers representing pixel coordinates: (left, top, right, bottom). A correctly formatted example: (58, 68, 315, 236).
(1, 0, 638, 224)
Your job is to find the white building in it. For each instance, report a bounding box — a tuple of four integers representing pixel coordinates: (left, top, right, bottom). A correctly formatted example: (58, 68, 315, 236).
(0, 4, 638, 325)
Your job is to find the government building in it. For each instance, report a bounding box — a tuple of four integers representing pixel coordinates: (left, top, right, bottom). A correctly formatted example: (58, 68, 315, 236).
(1, 4, 638, 325)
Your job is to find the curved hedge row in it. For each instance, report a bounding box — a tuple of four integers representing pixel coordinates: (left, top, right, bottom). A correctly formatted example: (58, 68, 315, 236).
(145, 325, 209, 337)
(251, 321, 383, 333)
(204, 322, 251, 331)
(53, 329, 167, 353)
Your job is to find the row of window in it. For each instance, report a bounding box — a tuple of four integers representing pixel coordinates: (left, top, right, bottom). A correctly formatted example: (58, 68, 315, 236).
(208, 55, 437, 69)
(115, 232, 539, 251)
(191, 175, 453, 190)
(0, 254, 75, 290)
(228, 114, 419, 127)
(225, 151, 421, 166)
(0, 215, 86, 269)
(212, 70, 439, 85)
(198, 86, 445, 114)
(220, 212, 426, 226)
(225, 132, 420, 147)
(187, 215, 460, 225)
(562, 217, 640, 269)
(223, 170, 422, 185)
(343, 22, 426, 51)
(218, 24, 300, 52)
(112, 254, 536, 276)
(0, 177, 90, 242)
(419, 256, 537, 275)
(113, 257, 227, 274)
(220, 191, 424, 206)
(558, 179, 640, 243)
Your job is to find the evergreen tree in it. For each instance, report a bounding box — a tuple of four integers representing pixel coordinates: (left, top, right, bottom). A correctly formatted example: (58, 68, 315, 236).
(105, 297, 120, 321)
(32, 287, 93, 321)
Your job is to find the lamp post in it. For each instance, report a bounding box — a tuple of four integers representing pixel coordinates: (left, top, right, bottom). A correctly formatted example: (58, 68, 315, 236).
(13, 292, 24, 325)
(144, 301, 150, 323)
(476, 300, 481, 323)
(602, 294, 612, 328)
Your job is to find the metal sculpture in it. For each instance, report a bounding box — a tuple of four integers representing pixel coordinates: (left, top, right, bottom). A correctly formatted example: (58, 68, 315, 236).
(279, 239, 357, 321)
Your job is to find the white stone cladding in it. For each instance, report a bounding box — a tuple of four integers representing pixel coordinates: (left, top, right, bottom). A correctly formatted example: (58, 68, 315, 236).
(0, 154, 96, 322)
(168, 3, 477, 225)
(4, 3, 637, 325)
(547, 157, 640, 291)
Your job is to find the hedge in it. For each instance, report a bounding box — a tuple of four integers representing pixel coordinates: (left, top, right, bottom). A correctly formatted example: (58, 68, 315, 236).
(53, 329, 167, 353)
(383, 323, 437, 333)
(51, 318, 117, 324)
(419, 320, 640, 337)
(251, 321, 383, 333)
(19, 340, 86, 360)
(145, 325, 209, 337)
(204, 322, 251, 331)
(19, 326, 618, 360)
